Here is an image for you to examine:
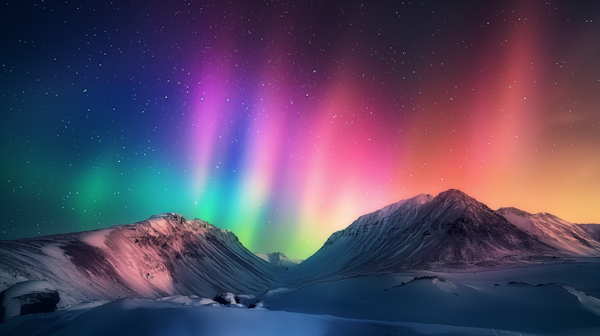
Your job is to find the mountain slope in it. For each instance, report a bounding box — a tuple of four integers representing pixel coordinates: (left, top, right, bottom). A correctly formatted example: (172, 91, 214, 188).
(292, 189, 559, 278)
(496, 207, 600, 256)
(577, 224, 600, 241)
(0, 213, 277, 301)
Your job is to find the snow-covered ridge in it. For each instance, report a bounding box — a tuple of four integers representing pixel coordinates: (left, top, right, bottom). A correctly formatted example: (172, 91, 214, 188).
(255, 252, 302, 269)
(148, 212, 184, 220)
(496, 207, 600, 256)
(0, 214, 278, 301)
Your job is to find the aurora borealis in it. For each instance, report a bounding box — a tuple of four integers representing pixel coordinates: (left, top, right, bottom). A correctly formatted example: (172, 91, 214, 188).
(2, 1, 600, 259)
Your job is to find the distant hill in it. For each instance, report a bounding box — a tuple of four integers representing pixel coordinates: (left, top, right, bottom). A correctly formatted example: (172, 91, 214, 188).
(255, 252, 302, 269)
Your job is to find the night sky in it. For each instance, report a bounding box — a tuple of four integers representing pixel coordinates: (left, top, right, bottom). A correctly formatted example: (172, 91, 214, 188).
(2, 0, 600, 259)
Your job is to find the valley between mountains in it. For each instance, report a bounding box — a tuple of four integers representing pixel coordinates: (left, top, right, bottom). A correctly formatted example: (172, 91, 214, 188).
(1, 189, 600, 335)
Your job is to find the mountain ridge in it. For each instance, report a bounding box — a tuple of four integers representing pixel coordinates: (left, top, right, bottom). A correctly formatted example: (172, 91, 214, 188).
(292, 189, 598, 279)
(0, 213, 277, 301)
(496, 207, 600, 256)
(255, 252, 303, 269)
(2, 189, 600, 299)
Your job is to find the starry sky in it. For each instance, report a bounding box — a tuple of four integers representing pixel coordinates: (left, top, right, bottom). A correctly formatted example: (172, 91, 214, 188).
(2, 0, 600, 259)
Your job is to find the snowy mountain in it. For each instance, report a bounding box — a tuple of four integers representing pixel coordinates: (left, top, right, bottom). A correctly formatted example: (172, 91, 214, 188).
(255, 252, 302, 269)
(496, 207, 600, 256)
(293, 189, 569, 277)
(0, 213, 277, 301)
(2, 192, 600, 335)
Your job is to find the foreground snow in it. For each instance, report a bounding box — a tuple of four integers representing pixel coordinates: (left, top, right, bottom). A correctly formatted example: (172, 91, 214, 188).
(267, 272, 600, 334)
(0, 296, 539, 336)
(3, 261, 600, 335)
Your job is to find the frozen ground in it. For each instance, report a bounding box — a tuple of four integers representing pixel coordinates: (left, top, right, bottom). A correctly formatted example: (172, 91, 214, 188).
(0, 296, 539, 336)
(2, 259, 600, 335)
(266, 262, 600, 334)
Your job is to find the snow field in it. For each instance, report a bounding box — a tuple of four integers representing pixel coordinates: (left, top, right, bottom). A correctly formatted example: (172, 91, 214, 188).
(0, 295, 540, 336)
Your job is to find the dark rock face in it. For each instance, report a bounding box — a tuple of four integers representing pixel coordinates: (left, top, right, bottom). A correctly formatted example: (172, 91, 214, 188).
(15, 291, 60, 316)
(1, 280, 60, 322)
(213, 292, 241, 305)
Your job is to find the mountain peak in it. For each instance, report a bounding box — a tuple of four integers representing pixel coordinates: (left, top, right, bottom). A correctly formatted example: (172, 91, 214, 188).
(496, 207, 533, 218)
(434, 189, 475, 202)
(429, 189, 484, 213)
(407, 193, 435, 205)
(148, 213, 186, 221)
